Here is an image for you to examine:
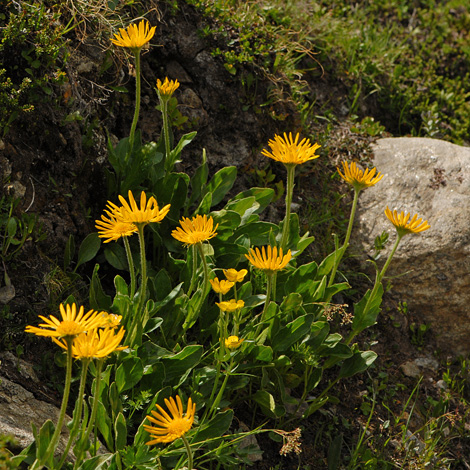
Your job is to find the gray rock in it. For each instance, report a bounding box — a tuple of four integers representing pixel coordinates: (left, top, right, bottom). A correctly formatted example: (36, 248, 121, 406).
(354, 137, 470, 355)
(0, 374, 72, 458)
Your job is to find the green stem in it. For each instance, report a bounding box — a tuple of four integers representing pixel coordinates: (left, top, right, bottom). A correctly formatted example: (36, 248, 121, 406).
(254, 272, 273, 339)
(136, 223, 148, 320)
(74, 360, 104, 469)
(57, 359, 90, 469)
(346, 234, 403, 345)
(185, 242, 209, 329)
(187, 244, 198, 298)
(127, 50, 141, 161)
(161, 97, 171, 173)
(209, 357, 234, 418)
(181, 434, 194, 470)
(197, 243, 209, 298)
(328, 188, 360, 287)
(31, 337, 74, 470)
(280, 165, 296, 251)
(128, 223, 148, 347)
(123, 237, 136, 300)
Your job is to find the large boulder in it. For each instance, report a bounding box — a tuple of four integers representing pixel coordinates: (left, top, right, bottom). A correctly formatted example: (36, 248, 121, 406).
(353, 137, 470, 355)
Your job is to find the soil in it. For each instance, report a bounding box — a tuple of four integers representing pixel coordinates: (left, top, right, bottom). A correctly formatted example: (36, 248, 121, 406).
(1, 1, 469, 468)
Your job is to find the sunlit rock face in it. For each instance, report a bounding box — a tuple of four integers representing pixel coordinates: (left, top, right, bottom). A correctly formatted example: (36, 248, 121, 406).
(353, 137, 470, 355)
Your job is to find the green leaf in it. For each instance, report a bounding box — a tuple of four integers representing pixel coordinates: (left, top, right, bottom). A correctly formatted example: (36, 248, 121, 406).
(189, 150, 208, 207)
(249, 345, 273, 362)
(152, 269, 172, 301)
(114, 412, 127, 451)
(6, 217, 17, 238)
(234, 221, 279, 245)
(193, 409, 234, 443)
(280, 292, 303, 313)
(203, 166, 237, 207)
(306, 367, 323, 392)
(225, 196, 260, 224)
(285, 260, 318, 296)
(352, 284, 384, 334)
(272, 314, 313, 352)
(161, 345, 203, 386)
(252, 390, 285, 418)
(104, 243, 129, 271)
(114, 275, 129, 296)
(339, 350, 378, 378)
(89, 264, 112, 310)
(211, 210, 242, 240)
(76, 453, 113, 469)
(317, 251, 337, 278)
(311, 275, 328, 302)
(296, 233, 315, 257)
(64, 234, 75, 270)
(167, 131, 197, 171)
(115, 356, 144, 393)
(159, 172, 190, 218)
(305, 321, 330, 350)
(328, 433, 343, 470)
(95, 398, 114, 450)
(75, 233, 101, 271)
(35, 419, 54, 463)
(196, 191, 212, 215)
(302, 396, 329, 418)
(229, 187, 274, 213)
(324, 282, 350, 299)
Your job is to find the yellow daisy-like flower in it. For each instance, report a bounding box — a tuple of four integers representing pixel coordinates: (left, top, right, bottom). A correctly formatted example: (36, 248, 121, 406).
(209, 277, 234, 295)
(25, 303, 108, 339)
(95, 207, 137, 243)
(53, 327, 127, 359)
(337, 161, 384, 192)
(110, 20, 156, 51)
(223, 268, 248, 283)
(261, 132, 321, 166)
(384, 207, 430, 237)
(118, 190, 171, 225)
(225, 335, 244, 350)
(156, 77, 180, 98)
(171, 214, 218, 246)
(216, 299, 245, 312)
(245, 246, 292, 273)
(144, 395, 196, 445)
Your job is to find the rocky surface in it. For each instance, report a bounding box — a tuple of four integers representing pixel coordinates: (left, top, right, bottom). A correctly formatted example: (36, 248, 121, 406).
(354, 137, 470, 355)
(0, 352, 71, 458)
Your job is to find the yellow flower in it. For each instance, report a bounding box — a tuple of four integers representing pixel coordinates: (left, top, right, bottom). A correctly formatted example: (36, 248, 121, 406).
(385, 207, 430, 236)
(223, 268, 248, 283)
(25, 303, 107, 339)
(144, 395, 196, 445)
(53, 327, 127, 359)
(110, 20, 156, 51)
(101, 312, 122, 328)
(95, 207, 138, 243)
(245, 246, 292, 273)
(118, 190, 170, 225)
(156, 77, 180, 98)
(216, 299, 245, 312)
(225, 335, 244, 349)
(171, 214, 218, 246)
(209, 277, 234, 295)
(261, 132, 321, 166)
(337, 161, 384, 191)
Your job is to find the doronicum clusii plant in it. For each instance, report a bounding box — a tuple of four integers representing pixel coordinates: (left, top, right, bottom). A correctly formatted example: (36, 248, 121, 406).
(13, 14, 434, 467)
